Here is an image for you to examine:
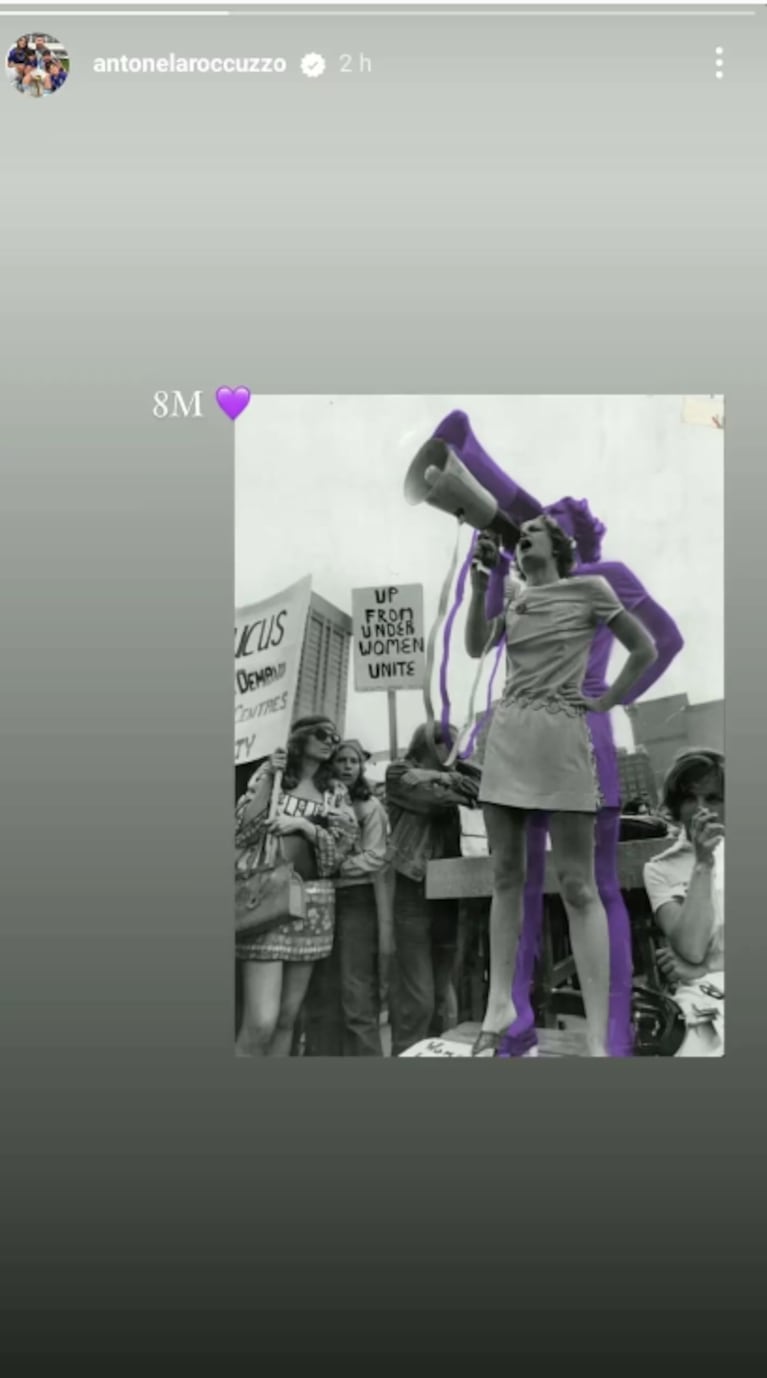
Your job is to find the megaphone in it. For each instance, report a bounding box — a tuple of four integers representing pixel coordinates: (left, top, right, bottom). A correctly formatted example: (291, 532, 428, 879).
(404, 439, 521, 550)
(403, 410, 542, 550)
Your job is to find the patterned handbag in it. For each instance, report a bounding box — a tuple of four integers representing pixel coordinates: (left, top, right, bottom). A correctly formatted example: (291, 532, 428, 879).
(235, 767, 307, 940)
(235, 833, 307, 940)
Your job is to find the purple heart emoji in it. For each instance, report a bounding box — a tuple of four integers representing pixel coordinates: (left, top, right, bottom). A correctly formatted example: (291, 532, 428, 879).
(216, 386, 251, 421)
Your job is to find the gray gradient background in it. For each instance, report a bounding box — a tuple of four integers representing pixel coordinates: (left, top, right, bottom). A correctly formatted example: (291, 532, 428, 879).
(1, 5, 764, 1354)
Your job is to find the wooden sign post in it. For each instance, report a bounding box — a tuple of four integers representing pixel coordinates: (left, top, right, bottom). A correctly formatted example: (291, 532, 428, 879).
(387, 690, 398, 762)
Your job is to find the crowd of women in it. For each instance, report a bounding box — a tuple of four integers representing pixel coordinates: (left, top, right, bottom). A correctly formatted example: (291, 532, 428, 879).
(234, 713, 476, 1058)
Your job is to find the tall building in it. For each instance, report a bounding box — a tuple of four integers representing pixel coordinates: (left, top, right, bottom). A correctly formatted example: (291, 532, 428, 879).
(626, 694, 724, 794)
(235, 591, 352, 799)
(294, 592, 352, 731)
(616, 746, 658, 806)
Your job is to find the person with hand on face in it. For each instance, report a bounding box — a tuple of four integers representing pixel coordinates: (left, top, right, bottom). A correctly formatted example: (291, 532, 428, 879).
(385, 722, 481, 1055)
(234, 716, 358, 1057)
(466, 516, 658, 1057)
(644, 750, 725, 1055)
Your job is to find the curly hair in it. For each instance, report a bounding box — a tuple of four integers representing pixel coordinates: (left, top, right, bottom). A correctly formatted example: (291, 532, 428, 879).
(662, 748, 725, 822)
(543, 496, 607, 564)
(282, 715, 339, 793)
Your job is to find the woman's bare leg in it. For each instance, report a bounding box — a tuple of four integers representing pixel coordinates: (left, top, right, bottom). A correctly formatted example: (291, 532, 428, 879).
(595, 808, 634, 1057)
(479, 805, 528, 1041)
(236, 960, 282, 1057)
(548, 812, 611, 1057)
(269, 961, 315, 1057)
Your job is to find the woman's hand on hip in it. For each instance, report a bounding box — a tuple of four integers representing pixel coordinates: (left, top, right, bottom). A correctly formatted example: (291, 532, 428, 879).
(580, 695, 610, 713)
(561, 686, 609, 713)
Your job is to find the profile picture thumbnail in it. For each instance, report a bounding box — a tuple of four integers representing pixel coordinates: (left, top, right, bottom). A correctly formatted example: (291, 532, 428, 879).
(6, 33, 69, 97)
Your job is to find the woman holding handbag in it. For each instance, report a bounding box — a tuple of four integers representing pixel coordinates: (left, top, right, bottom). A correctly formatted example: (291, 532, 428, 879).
(235, 715, 359, 1057)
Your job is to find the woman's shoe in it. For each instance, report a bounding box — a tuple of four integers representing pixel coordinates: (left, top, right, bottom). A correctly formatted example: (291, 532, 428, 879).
(472, 1025, 539, 1058)
(496, 1025, 539, 1058)
(471, 1029, 504, 1057)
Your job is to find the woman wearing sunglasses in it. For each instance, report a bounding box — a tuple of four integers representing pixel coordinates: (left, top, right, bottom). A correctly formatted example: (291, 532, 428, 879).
(235, 715, 359, 1056)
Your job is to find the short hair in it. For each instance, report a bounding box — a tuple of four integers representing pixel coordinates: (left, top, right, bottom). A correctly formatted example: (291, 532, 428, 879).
(525, 515, 577, 578)
(543, 496, 607, 564)
(515, 515, 577, 580)
(661, 748, 725, 821)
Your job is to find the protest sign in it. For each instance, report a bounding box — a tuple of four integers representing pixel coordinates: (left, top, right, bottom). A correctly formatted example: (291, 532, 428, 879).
(234, 575, 312, 766)
(351, 584, 426, 693)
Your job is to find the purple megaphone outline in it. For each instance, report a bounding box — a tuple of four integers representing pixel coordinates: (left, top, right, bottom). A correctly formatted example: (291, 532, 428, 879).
(418, 411, 686, 1057)
(429, 410, 539, 758)
(439, 531, 477, 747)
(457, 637, 506, 762)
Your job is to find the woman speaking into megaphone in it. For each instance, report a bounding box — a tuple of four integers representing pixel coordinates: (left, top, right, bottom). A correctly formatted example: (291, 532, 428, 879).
(465, 516, 658, 1058)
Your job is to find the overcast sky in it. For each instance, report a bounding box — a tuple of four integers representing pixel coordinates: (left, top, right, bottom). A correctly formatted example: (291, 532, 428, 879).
(235, 395, 724, 756)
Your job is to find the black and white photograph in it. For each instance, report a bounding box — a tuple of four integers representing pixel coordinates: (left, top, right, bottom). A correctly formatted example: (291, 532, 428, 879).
(234, 396, 725, 1060)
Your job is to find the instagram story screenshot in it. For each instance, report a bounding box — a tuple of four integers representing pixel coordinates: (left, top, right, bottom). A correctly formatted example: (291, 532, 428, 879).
(0, 0, 765, 1360)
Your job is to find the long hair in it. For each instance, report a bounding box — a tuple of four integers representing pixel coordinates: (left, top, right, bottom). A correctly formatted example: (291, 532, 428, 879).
(405, 721, 456, 770)
(282, 715, 339, 794)
(331, 740, 373, 802)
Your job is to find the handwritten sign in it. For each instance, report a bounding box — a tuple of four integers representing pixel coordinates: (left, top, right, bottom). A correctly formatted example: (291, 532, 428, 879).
(399, 1038, 472, 1058)
(234, 575, 312, 766)
(351, 584, 426, 692)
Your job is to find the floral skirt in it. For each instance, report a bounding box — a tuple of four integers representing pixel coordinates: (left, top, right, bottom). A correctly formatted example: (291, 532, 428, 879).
(236, 879, 336, 964)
